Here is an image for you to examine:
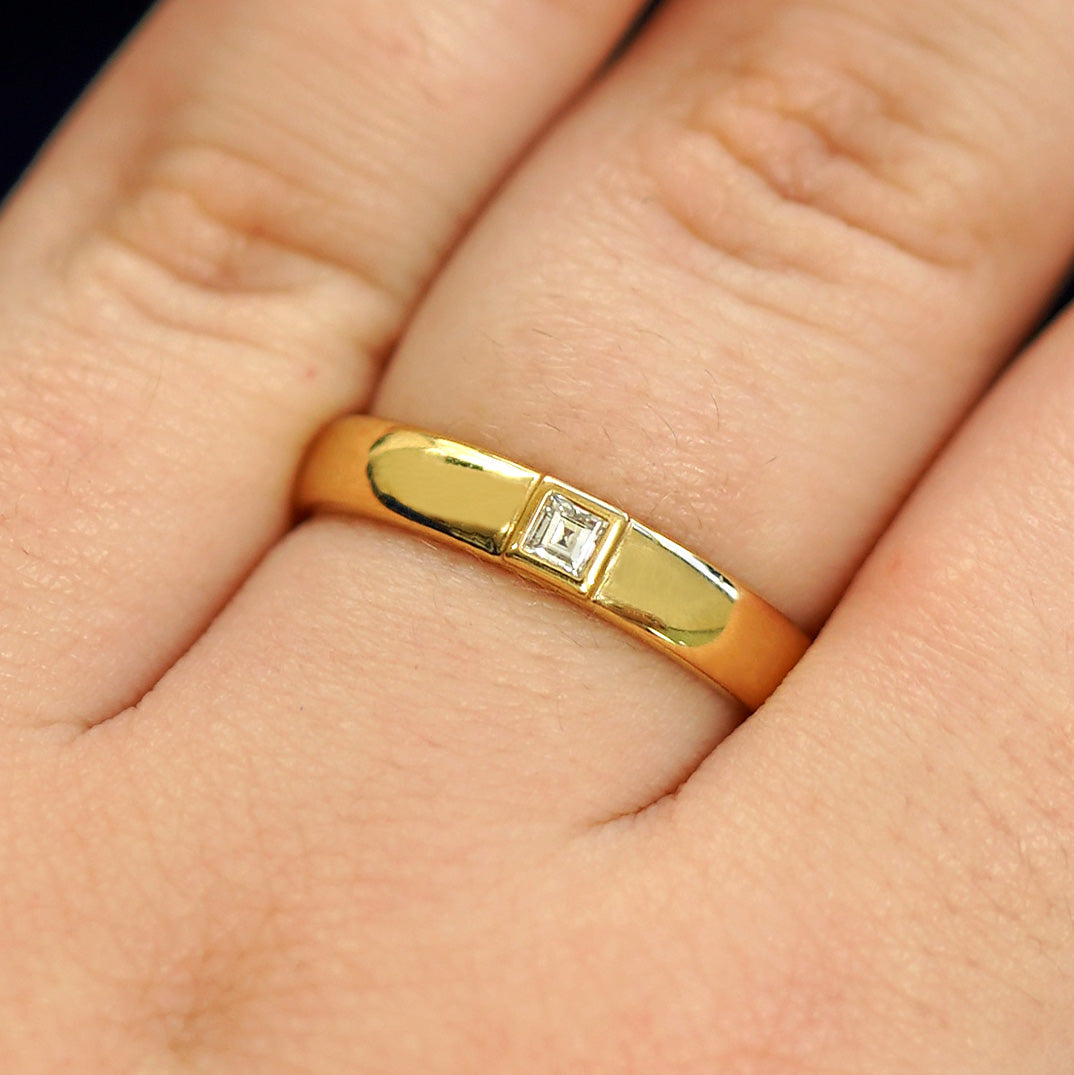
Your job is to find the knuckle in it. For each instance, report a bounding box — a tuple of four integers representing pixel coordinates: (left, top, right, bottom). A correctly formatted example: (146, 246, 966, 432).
(59, 135, 397, 365)
(634, 6, 1003, 280)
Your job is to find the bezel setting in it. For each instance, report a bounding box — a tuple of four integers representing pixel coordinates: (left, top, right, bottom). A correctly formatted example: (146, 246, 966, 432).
(505, 480, 627, 595)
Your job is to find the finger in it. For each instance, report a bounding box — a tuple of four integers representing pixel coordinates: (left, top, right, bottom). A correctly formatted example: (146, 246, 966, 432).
(188, 0, 1074, 819)
(660, 302, 1074, 1069)
(0, 0, 646, 730)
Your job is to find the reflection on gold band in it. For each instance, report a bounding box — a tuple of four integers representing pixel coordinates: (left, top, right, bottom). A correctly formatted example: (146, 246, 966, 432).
(295, 416, 809, 711)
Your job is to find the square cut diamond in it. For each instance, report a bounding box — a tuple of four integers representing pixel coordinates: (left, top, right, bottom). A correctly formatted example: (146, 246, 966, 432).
(520, 492, 608, 581)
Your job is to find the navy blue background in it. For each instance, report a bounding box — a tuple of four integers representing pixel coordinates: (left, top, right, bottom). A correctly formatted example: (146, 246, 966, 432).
(1, 1, 151, 196)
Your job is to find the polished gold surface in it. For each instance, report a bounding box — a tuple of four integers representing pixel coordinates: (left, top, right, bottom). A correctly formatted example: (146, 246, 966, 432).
(296, 420, 539, 557)
(296, 415, 810, 710)
(593, 522, 737, 649)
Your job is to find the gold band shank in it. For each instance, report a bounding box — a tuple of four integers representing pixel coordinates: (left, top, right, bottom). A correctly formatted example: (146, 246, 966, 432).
(295, 416, 809, 710)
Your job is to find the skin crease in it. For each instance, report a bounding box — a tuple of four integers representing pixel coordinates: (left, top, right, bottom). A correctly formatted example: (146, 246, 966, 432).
(2, 0, 1074, 1072)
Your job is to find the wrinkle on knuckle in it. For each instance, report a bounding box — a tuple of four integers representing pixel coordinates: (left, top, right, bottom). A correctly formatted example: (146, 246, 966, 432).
(634, 4, 1003, 290)
(58, 136, 399, 371)
(0, 132, 397, 567)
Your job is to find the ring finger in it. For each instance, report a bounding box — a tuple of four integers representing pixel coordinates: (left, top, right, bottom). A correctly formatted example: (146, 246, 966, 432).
(158, 0, 1074, 823)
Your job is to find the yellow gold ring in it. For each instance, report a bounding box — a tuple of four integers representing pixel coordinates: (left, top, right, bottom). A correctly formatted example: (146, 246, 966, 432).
(295, 416, 809, 710)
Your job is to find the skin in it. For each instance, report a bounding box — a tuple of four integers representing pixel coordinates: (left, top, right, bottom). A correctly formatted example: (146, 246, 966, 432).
(2, 0, 1074, 1069)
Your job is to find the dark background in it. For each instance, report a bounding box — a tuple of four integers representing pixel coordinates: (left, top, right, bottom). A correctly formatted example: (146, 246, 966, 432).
(1, 0, 152, 196)
(3, 1, 1070, 315)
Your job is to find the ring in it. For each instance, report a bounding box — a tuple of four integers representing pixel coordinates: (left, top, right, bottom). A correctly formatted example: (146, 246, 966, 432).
(295, 416, 810, 710)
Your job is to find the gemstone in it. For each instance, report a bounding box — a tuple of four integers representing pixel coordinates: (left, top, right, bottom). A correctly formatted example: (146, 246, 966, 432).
(519, 492, 608, 581)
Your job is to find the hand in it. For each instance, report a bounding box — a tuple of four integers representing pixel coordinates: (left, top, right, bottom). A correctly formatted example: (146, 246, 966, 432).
(3, 0, 1074, 1069)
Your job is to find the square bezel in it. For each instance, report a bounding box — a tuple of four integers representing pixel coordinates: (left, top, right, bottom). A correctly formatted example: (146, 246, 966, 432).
(505, 480, 627, 595)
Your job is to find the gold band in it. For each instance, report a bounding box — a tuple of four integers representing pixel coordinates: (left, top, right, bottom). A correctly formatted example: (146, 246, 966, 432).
(295, 416, 809, 710)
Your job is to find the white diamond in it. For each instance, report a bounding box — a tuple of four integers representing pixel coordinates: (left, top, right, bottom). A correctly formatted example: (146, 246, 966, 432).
(520, 492, 608, 580)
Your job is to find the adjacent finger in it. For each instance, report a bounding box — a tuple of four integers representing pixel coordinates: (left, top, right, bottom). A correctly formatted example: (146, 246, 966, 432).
(0, 0, 645, 730)
(660, 300, 1074, 1069)
(205, 0, 1074, 819)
